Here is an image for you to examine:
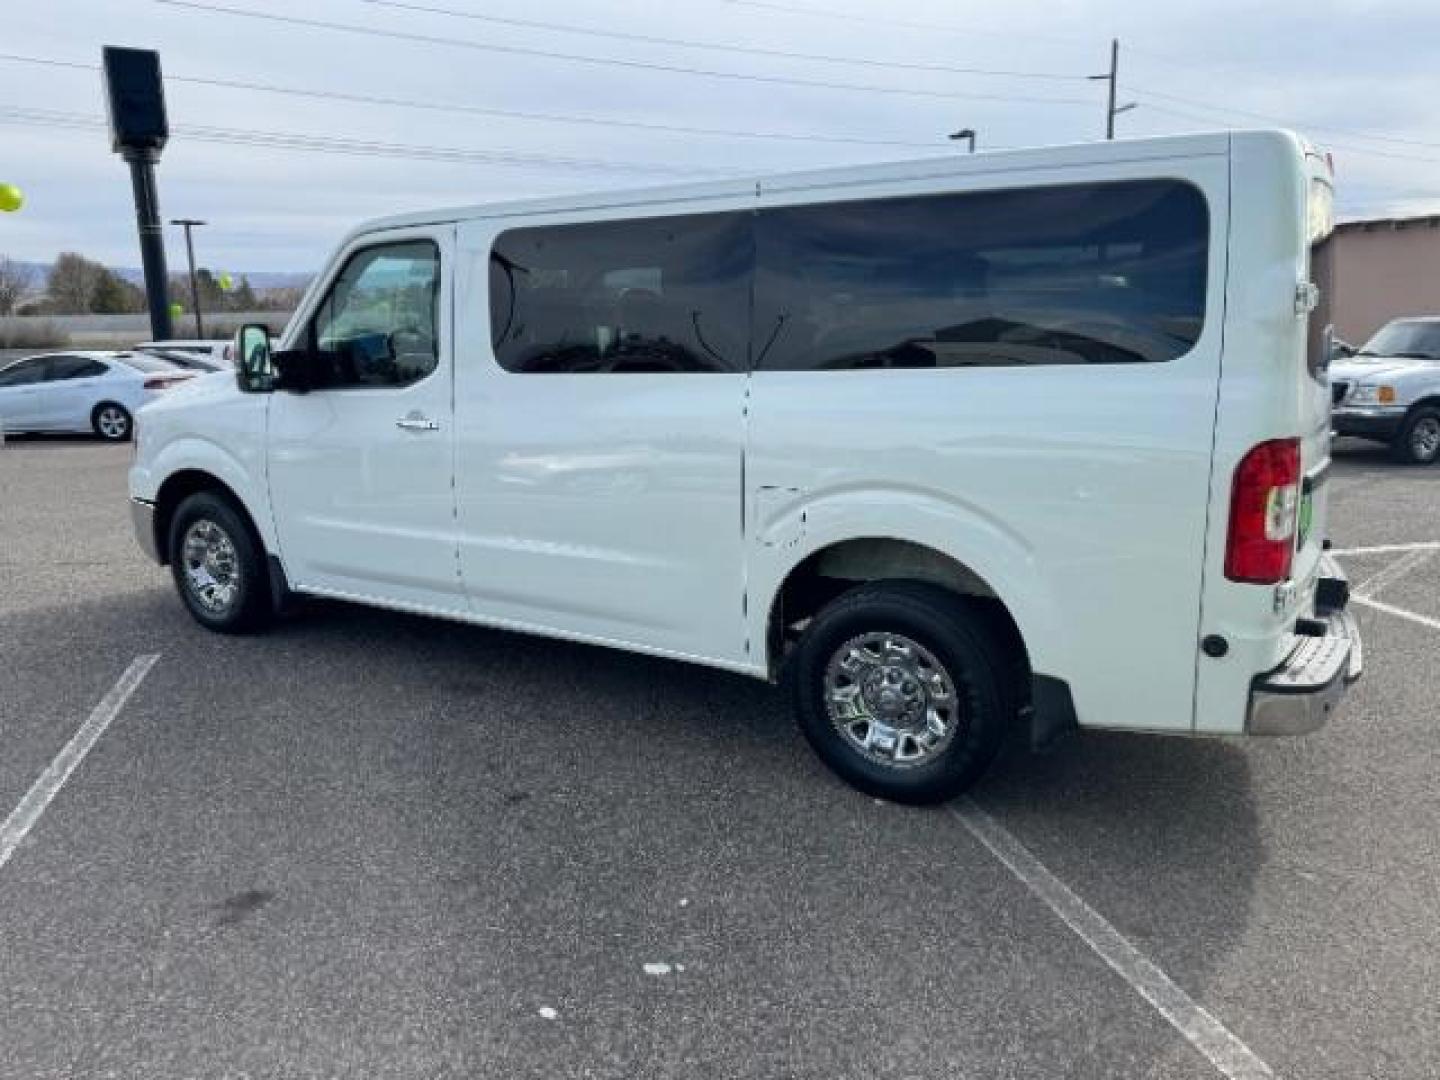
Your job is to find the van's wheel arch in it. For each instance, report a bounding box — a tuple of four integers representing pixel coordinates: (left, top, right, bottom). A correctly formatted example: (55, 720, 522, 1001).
(789, 580, 1020, 804)
(166, 490, 274, 633)
(91, 402, 132, 441)
(1391, 405, 1440, 464)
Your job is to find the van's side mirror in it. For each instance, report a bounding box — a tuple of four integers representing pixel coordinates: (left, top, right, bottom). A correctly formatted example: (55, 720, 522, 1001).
(235, 323, 273, 393)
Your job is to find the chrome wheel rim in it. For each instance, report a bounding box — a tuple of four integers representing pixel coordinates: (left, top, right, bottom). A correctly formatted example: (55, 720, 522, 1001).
(824, 632, 961, 768)
(181, 519, 241, 614)
(97, 407, 128, 439)
(1412, 417, 1440, 460)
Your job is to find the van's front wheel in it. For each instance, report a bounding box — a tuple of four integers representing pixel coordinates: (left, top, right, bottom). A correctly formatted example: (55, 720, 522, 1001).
(790, 582, 1016, 804)
(168, 492, 273, 633)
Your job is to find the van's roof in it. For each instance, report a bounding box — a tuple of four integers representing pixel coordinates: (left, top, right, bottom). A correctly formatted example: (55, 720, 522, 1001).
(350, 129, 1297, 241)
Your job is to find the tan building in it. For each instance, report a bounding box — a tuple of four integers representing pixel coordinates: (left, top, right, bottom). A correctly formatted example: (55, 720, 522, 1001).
(1332, 214, 1440, 345)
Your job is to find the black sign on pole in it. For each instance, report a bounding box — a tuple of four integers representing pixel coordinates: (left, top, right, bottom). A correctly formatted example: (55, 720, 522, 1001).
(103, 47, 173, 341)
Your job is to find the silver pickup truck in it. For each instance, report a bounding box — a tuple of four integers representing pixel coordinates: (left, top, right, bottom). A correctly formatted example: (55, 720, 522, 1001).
(1331, 317, 1440, 464)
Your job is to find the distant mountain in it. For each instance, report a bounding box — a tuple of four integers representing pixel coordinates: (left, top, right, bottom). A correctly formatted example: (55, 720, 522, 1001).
(109, 266, 313, 290)
(4, 259, 311, 291)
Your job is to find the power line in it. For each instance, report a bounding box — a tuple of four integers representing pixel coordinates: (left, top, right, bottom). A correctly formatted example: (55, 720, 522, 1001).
(1121, 41, 1285, 78)
(0, 51, 939, 150)
(153, 0, 1097, 107)
(0, 106, 742, 175)
(350, 0, 1088, 81)
(0, 52, 92, 73)
(1133, 100, 1440, 168)
(719, 0, 1097, 49)
(1127, 84, 1440, 154)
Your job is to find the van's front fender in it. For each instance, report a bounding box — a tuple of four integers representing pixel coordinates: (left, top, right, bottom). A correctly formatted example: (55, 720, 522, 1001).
(135, 434, 276, 555)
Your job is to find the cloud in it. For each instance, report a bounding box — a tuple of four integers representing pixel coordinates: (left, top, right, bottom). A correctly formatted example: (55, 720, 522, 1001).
(3, 0, 1436, 271)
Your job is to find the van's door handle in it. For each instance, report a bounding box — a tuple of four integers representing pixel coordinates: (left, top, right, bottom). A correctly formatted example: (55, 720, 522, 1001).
(395, 415, 440, 432)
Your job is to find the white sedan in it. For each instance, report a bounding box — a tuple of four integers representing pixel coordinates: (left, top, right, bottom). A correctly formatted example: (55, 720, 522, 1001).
(133, 339, 233, 372)
(0, 351, 194, 441)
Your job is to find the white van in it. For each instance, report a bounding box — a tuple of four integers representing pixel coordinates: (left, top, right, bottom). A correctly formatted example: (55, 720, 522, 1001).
(129, 130, 1360, 803)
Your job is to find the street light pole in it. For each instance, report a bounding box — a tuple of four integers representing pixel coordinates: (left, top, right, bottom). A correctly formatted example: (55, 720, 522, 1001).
(171, 217, 206, 337)
(948, 128, 976, 153)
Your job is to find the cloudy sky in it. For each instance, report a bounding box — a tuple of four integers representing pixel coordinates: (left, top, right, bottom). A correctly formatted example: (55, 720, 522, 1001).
(4, 0, 1440, 274)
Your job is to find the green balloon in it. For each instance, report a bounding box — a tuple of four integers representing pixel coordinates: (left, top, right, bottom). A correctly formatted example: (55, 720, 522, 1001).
(169, 301, 184, 320)
(218, 272, 234, 291)
(0, 183, 23, 212)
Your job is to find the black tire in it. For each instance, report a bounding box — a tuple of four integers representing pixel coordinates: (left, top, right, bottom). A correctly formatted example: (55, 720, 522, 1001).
(790, 581, 1019, 805)
(167, 491, 274, 633)
(1390, 406, 1440, 465)
(91, 402, 132, 442)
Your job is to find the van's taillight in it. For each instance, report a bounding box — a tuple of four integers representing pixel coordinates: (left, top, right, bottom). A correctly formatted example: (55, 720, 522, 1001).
(1225, 438, 1301, 584)
(144, 375, 189, 390)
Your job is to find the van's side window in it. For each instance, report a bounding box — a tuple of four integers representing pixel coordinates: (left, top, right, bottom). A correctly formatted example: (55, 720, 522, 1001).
(754, 180, 1209, 371)
(310, 240, 441, 389)
(489, 212, 750, 373)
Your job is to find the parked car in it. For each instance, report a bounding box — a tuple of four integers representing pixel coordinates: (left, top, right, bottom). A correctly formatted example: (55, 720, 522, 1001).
(1331, 316, 1440, 463)
(129, 130, 1360, 803)
(136, 346, 228, 374)
(0, 351, 193, 441)
(134, 339, 233, 371)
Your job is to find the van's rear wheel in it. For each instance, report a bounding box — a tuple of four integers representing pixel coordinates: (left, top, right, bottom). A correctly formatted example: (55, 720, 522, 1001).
(168, 492, 273, 633)
(1392, 407, 1440, 465)
(790, 582, 1017, 804)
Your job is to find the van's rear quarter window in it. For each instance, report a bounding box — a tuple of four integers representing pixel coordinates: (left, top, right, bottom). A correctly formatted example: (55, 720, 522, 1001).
(488, 178, 1209, 374)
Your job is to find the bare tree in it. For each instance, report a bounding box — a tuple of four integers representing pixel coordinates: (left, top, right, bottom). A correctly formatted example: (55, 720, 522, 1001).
(0, 256, 33, 316)
(46, 252, 108, 314)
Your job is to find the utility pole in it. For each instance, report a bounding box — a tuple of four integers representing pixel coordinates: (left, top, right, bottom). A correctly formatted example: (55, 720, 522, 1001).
(948, 128, 976, 153)
(171, 218, 206, 337)
(1089, 38, 1137, 140)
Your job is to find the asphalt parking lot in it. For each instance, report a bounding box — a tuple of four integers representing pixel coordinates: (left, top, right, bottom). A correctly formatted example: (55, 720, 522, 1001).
(1, 437, 1437, 1080)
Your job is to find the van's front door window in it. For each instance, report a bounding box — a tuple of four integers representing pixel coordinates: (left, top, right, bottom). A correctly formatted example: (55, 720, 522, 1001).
(312, 240, 441, 389)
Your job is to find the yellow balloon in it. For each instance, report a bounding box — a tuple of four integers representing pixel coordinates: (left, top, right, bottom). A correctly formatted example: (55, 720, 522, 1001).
(218, 272, 234, 291)
(0, 183, 23, 212)
(169, 301, 184, 319)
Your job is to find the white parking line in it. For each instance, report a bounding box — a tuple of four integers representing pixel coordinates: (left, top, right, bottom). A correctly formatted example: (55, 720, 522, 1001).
(0, 654, 160, 872)
(1355, 547, 1438, 599)
(1350, 595, 1440, 633)
(952, 799, 1274, 1080)
(1331, 542, 1440, 557)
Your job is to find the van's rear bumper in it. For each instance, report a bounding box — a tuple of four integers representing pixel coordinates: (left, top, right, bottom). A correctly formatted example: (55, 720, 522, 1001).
(1246, 557, 1362, 735)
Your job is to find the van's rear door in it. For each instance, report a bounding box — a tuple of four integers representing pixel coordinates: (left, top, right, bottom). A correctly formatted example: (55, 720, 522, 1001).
(1292, 152, 1338, 605)
(1192, 133, 1339, 734)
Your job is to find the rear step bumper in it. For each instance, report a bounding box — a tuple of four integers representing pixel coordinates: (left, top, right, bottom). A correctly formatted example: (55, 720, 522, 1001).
(1246, 556, 1363, 736)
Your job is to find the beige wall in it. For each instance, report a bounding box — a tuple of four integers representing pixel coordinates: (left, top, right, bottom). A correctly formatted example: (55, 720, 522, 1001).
(1332, 218, 1440, 345)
